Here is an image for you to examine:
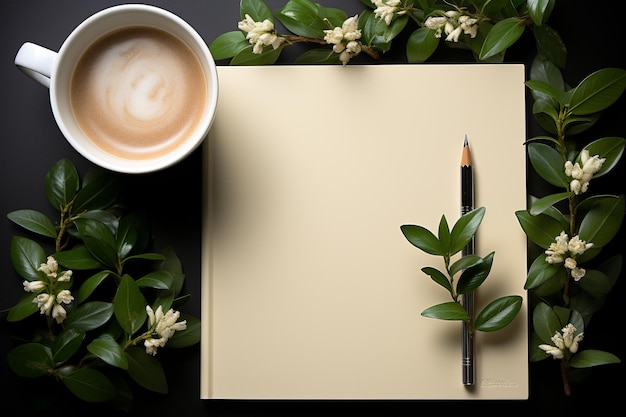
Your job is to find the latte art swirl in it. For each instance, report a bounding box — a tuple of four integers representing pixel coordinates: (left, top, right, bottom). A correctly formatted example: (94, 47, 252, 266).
(71, 27, 207, 160)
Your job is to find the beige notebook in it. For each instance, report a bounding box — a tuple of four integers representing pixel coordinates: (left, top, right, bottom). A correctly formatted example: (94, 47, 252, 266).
(201, 64, 528, 400)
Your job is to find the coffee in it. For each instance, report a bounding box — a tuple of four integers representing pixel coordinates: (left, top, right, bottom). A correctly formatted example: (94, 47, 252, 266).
(70, 26, 207, 160)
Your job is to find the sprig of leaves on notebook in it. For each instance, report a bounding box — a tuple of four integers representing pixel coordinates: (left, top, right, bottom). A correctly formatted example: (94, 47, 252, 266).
(401, 207, 523, 335)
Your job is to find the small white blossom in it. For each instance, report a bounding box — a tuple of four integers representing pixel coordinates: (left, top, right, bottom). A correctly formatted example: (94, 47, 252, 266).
(29, 257, 75, 323)
(571, 267, 586, 281)
(545, 232, 591, 280)
(372, 0, 401, 26)
(538, 343, 564, 359)
(424, 16, 447, 38)
(34, 293, 55, 316)
(238, 14, 284, 54)
(539, 323, 584, 359)
(323, 15, 362, 65)
(144, 305, 187, 356)
(564, 151, 605, 195)
(38, 256, 59, 278)
(52, 304, 67, 324)
(424, 10, 478, 42)
(56, 289, 74, 305)
(23, 280, 46, 292)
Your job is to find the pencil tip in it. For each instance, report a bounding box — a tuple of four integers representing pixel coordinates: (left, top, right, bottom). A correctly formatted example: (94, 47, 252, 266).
(461, 134, 471, 166)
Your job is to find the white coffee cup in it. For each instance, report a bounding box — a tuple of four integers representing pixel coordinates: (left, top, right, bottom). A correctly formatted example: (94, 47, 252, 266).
(14, 4, 218, 174)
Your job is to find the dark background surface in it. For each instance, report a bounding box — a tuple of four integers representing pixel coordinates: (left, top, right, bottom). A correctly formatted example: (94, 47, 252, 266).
(1, 1, 624, 415)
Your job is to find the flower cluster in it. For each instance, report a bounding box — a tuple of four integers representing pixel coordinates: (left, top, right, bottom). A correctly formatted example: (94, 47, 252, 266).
(323, 15, 362, 65)
(545, 232, 592, 281)
(143, 305, 187, 356)
(23, 256, 74, 324)
(238, 13, 285, 54)
(564, 150, 606, 195)
(539, 323, 584, 359)
(372, 0, 405, 26)
(424, 10, 478, 42)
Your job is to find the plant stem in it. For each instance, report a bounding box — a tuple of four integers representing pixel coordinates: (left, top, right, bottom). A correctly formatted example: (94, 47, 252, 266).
(561, 359, 572, 396)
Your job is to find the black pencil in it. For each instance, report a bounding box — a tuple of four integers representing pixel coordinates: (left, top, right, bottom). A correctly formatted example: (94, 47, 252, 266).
(461, 134, 475, 386)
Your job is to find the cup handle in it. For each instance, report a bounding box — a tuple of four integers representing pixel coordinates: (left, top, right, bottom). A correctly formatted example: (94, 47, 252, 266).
(14, 42, 58, 88)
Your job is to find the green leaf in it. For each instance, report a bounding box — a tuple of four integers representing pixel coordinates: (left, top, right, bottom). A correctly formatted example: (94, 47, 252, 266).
(437, 215, 451, 253)
(527, 0, 552, 25)
(400, 224, 442, 256)
(125, 346, 168, 394)
(406, 27, 439, 63)
(581, 136, 626, 179)
(525, 80, 564, 106)
(240, 0, 273, 22)
(63, 301, 114, 332)
(569, 349, 621, 368)
(45, 159, 79, 210)
(72, 167, 120, 213)
(529, 54, 564, 98)
(532, 24, 567, 69)
(474, 295, 522, 332)
(276, 0, 348, 38)
(7, 209, 57, 238)
(421, 266, 452, 293)
(515, 210, 565, 248)
(10, 236, 46, 281)
(529, 192, 572, 215)
(7, 293, 39, 322)
(421, 301, 470, 321)
(569, 68, 626, 115)
(166, 314, 201, 348)
(479, 17, 525, 60)
(457, 252, 494, 294)
(74, 218, 119, 268)
(361, 11, 407, 53)
(76, 271, 111, 303)
(7, 343, 54, 378)
(87, 334, 129, 370)
(577, 195, 625, 248)
(54, 245, 106, 270)
(116, 211, 150, 258)
(209, 31, 249, 60)
(62, 367, 116, 403)
(293, 47, 340, 64)
(52, 327, 85, 364)
(136, 270, 174, 290)
(114, 275, 147, 335)
(155, 246, 186, 296)
(231, 44, 281, 65)
(524, 253, 562, 289)
(527, 142, 569, 188)
(449, 254, 482, 277)
(449, 207, 485, 255)
(532, 302, 561, 344)
(576, 268, 614, 299)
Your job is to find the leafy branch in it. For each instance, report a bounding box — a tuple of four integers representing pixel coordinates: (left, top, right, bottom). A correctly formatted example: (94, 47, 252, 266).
(401, 207, 522, 334)
(4, 159, 200, 411)
(518, 57, 626, 396)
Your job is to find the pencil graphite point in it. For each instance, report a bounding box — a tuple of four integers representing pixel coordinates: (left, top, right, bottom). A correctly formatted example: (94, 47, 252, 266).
(461, 135, 471, 167)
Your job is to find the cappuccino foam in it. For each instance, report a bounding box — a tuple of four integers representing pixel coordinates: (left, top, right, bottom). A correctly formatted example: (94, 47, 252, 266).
(71, 27, 207, 160)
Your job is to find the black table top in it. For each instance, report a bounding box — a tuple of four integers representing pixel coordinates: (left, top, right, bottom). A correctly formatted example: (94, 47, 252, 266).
(1, 1, 624, 415)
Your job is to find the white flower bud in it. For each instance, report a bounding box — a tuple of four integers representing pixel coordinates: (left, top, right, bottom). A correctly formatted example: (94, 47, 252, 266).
(571, 267, 586, 281)
(23, 280, 46, 292)
(539, 344, 564, 359)
(56, 289, 74, 305)
(564, 257, 577, 270)
(52, 304, 67, 324)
